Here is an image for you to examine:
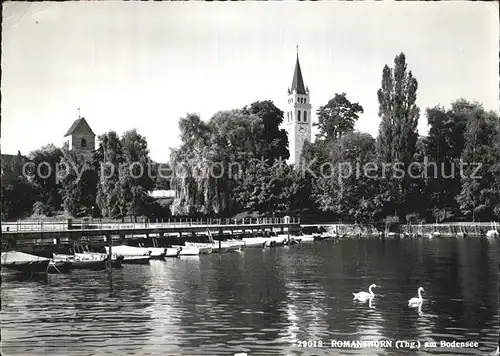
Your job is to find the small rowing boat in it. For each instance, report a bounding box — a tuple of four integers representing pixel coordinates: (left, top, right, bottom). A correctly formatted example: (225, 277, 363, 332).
(53, 252, 123, 270)
(1, 251, 51, 275)
(173, 245, 200, 256)
(105, 245, 151, 264)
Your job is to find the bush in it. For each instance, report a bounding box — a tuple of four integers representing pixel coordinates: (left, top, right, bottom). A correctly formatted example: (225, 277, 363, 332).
(32, 201, 55, 217)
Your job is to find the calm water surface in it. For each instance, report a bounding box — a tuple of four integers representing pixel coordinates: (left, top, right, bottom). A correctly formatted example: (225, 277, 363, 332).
(1, 238, 499, 356)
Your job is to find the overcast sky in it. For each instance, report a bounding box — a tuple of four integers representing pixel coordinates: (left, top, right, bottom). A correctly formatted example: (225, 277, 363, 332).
(2, 2, 498, 162)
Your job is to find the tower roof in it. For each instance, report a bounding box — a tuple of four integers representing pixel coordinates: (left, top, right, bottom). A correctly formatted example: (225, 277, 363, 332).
(291, 54, 307, 95)
(64, 117, 95, 137)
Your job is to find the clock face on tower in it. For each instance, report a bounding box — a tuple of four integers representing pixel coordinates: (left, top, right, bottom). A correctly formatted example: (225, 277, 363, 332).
(298, 125, 307, 134)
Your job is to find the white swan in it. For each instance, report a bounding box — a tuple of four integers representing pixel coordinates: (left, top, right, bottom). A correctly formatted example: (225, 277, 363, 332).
(353, 284, 377, 301)
(408, 287, 424, 306)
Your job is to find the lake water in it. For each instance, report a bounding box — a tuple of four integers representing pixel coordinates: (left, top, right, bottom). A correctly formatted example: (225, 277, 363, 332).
(1, 237, 499, 356)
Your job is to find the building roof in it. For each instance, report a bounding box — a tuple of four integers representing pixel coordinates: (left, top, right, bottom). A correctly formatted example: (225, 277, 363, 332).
(290, 55, 307, 95)
(64, 117, 95, 137)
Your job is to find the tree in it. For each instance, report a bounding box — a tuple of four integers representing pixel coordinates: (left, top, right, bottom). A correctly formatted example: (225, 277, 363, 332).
(424, 102, 470, 220)
(456, 103, 499, 220)
(376, 53, 419, 216)
(171, 103, 292, 217)
(120, 129, 155, 219)
(28, 144, 64, 213)
(95, 131, 124, 219)
(315, 93, 364, 141)
(242, 100, 289, 161)
(1, 179, 37, 220)
(311, 131, 379, 223)
(58, 145, 97, 217)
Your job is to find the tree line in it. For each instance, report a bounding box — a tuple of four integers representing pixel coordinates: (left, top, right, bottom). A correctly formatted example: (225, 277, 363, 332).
(2, 52, 499, 223)
(1, 130, 171, 221)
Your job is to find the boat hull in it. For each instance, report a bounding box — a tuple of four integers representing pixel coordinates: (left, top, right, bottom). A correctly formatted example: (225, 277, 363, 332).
(165, 248, 180, 257)
(1, 251, 51, 275)
(121, 256, 151, 264)
(54, 253, 123, 270)
(174, 246, 200, 256)
(147, 247, 167, 260)
(242, 237, 267, 248)
(2, 260, 51, 274)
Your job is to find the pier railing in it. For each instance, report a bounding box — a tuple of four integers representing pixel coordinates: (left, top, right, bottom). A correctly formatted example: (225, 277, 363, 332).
(1, 217, 300, 233)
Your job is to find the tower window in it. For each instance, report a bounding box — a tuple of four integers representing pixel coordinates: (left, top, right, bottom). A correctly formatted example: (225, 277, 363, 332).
(304, 111, 307, 122)
(298, 110, 301, 122)
(80, 138, 87, 148)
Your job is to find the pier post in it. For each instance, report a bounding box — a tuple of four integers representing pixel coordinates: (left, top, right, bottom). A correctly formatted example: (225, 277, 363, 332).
(107, 234, 112, 275)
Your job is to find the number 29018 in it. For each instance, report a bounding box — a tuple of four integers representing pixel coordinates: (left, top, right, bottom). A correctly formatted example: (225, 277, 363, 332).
(297, 340, 323, 348)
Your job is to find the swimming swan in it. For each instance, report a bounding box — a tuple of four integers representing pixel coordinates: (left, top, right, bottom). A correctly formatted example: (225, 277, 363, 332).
(353, 284, 377, 301)
(408, 287, 424, 306)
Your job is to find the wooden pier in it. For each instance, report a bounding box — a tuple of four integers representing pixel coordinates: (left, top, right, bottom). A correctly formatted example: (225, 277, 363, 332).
(1, 217, 301, 250)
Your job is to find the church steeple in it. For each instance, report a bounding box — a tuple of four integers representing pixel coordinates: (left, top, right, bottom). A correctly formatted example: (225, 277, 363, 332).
(291, 48, 307, 95)
(285, 46, 312, 165)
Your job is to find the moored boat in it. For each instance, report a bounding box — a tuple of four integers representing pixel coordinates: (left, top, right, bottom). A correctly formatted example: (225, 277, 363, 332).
(264, 235, 288, 247)
(120, 255, 151, 264)
(289, 232, 314, 243)
(486, 230, 499, 238)
(183, 242, 211, 254)
(1, 251, 51, 275)
(320, 230, 338, 240)
(242, 237, 268, 247)
(173, 245, 201, 256)
(53, 252, 123, 270)
(105, 246, 151, 264)
(164, 247, 180, 257)
(224, 240, 244, 251)
(146, 247, 167, 260)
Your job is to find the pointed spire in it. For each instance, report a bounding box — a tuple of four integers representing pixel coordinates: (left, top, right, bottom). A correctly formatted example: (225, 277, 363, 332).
(291, 47, 306, 95)
(77, 107, 81, 119)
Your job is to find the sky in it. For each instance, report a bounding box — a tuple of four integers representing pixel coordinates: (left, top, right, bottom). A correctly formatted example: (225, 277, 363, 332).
(2, 1, 498, 162)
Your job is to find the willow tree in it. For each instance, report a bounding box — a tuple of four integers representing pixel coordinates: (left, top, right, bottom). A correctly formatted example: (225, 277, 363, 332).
(170, 101, 289, 217)
(376, 53, 419, 216)
(170, 114, 209, 216)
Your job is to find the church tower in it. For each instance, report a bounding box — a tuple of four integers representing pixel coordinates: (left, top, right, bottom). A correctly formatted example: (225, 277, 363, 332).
(64, 108, 96, 155)
(285, 48, 312, 165)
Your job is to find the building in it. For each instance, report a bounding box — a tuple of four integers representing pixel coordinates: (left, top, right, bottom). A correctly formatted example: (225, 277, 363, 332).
(64, 112, 96, 154)
(285, 50, 312, 165)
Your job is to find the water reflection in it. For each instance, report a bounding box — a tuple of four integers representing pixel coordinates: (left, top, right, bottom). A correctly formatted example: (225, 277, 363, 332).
(1, 238, 498, 355)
